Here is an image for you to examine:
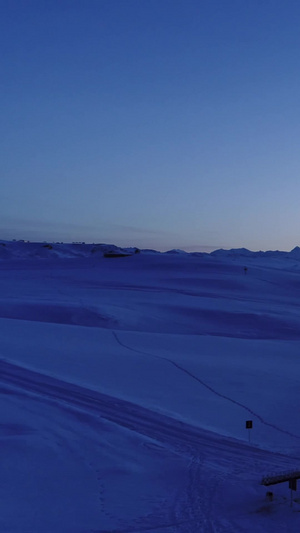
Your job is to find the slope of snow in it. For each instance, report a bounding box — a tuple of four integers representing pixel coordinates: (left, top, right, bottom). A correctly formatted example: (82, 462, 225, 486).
(1, 242, 300, 531)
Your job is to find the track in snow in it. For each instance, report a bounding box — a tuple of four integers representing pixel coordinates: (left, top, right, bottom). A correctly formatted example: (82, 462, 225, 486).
(112, 331, 300, 442)
(0, 359, 298, 533)
(0, 359, 297, 468)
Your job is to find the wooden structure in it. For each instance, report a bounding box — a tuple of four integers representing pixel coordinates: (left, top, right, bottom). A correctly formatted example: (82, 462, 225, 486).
(261, 470, 300, 487)
(261, 470, 300, 507)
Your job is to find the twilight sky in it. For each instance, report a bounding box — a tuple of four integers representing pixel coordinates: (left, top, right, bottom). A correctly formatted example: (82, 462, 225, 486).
(1, 0, 300, 251)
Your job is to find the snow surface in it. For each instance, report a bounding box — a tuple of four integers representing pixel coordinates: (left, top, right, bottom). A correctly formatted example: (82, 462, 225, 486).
(1, 241, 300, 532)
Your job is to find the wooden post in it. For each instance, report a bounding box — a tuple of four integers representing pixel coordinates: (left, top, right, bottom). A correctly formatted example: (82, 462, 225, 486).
(246, 420, 253, 443)
(289, 478, 297, 507)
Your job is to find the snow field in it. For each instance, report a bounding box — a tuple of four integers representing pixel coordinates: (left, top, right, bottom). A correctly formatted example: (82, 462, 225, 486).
(1, 245, 300, 531)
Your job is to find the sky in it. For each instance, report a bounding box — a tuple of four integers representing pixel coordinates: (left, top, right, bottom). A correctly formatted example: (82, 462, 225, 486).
(1, 0, 300, 252)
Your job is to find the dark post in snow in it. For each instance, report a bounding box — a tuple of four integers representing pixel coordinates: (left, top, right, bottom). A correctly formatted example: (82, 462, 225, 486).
(246, 420, 253, 443)
(289, 478, 297, 507)
(244, 267, 248, 275)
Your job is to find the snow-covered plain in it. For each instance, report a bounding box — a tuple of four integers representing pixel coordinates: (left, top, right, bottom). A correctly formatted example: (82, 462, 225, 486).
(1, 241, 300, 532)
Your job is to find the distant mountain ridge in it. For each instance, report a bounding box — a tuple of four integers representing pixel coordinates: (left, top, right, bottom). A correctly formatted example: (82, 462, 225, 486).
(1, 239, 300, 261)
(210, 246, 300, 260)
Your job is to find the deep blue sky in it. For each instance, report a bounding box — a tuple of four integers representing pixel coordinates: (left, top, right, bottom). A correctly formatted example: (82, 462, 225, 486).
(1, 0, 300, 251)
